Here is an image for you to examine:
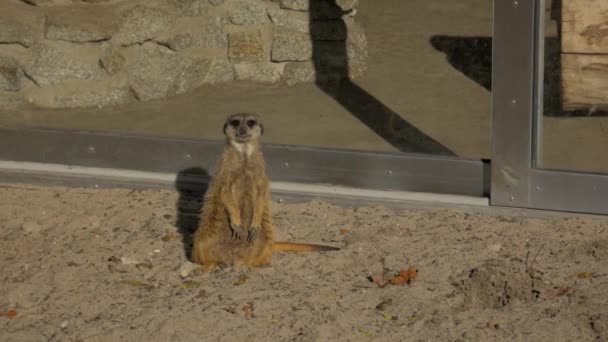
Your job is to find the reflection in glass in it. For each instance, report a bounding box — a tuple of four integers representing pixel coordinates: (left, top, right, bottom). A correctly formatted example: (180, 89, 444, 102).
(0, 0, 492, 159)
(541, 0, 608, 173)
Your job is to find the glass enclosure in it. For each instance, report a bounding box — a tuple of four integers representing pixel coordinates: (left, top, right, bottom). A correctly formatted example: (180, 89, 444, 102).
(1, 0, 606, 214)
(540, 0, 608, 174)
(0, 0, 492, 159)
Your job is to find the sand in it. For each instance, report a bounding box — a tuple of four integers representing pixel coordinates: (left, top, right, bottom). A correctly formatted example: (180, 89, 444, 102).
(0, 182, 607, 341)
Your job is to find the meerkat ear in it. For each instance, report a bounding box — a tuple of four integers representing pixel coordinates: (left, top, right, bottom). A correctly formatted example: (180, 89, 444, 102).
(223, 122, 228, 133)
(260, 123, 264, 135)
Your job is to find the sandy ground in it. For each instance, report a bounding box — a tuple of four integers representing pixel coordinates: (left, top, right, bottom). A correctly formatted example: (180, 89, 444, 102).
(1, 182, 607, 341)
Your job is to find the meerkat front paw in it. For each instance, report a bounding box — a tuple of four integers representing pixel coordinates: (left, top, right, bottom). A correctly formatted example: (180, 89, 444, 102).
(229, 222, 245, 240)
(247, 225, 260, 243)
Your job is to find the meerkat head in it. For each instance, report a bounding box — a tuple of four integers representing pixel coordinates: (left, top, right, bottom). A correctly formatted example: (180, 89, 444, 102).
(223, 113, 264, 145)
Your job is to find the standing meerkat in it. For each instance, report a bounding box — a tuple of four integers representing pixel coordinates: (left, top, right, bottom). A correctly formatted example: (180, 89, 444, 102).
(192, 113, 339, 269)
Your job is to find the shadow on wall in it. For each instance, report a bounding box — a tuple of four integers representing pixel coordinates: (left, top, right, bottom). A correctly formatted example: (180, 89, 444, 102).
(175, 167, 210, 260)
(429, 36, 492, 92)
(309, 0, 455, 156)
(430, 0, 607, 117)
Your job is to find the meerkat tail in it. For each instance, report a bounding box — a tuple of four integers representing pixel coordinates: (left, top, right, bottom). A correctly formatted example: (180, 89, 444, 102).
(272, 241, 340, 253)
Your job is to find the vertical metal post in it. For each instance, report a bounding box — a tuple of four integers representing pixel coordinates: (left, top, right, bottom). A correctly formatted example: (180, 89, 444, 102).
(490, 0, 538, 207)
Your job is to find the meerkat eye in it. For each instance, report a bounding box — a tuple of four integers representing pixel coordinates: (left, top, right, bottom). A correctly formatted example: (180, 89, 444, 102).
(246, 120, 256, 128)
(230, 120, 240, 127)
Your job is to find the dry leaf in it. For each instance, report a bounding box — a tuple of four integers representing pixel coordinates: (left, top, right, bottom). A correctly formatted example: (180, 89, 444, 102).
(576, 272, 593, 279)
(242, 303, 253, 320)
(359, 328, 374, 339)
(380, 312, 398, 321)
(162, 232, 180, 242)
(544, 286, 571, 299)
(556, 286, 570, 296)
(233, 275, 248, 286)
(339, 228, 350, 235)
(92, 227, 105, 236)
(6, 309, 17, 319)
(389, 267, 417, 285)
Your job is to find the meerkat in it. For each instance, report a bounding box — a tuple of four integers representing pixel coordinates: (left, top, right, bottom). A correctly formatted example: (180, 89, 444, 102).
(191, 113, 339, 269)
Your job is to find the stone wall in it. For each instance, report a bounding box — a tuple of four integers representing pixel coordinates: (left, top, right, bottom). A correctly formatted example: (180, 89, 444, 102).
(0, 0, 367, 110)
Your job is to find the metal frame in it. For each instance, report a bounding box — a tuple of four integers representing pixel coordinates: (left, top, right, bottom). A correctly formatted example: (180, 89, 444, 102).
(0, 126, 488, 197)
(491, 0, 608, 215)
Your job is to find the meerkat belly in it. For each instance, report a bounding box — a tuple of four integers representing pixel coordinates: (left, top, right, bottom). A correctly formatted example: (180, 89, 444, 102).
(238, 191, 254, 230)
(232, 169, 258, 229)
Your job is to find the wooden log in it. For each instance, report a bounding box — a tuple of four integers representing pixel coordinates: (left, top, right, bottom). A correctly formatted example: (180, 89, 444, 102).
(561, 54, 608, 112)
(561, 0, 608, 54)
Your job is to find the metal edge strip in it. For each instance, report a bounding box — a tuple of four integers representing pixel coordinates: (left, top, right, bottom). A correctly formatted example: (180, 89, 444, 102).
(0, 161, 489, 207)
(529, 169, 608, 215)
(0, 127, 488, 197)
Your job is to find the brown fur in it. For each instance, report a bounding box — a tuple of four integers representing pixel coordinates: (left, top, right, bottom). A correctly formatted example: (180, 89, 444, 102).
(192, 113, 339, 270)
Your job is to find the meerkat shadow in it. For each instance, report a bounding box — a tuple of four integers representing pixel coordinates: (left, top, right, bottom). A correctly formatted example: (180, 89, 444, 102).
(175, 167, 211, 260)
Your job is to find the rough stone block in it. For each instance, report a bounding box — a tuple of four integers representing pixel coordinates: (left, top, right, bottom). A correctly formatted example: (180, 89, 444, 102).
(170, 0, 209, 16)
(0, 44, 32, 69)
(228, 30, 264, 61)
(0, 3, 45, 47)
(271, 28, 312, 62)
(268, 8, 309, 33)
(124, 42, 211, 101)
(282, 61, 315, 85)
(203, 16, 227, 49)
(99, 47, 126, 75)
(25, 77, 133, 109)
(0, 57, 25, 92)
(345, 17, 367, 78)
(26, 41, 106, 86)
(162, 34, 193, 52)
(156, 16, 226, 55)
(337, 0, 358, 11)
(234, 62, 284, 83)
(204, 58, 234, 84)
(279, 0, 307, 11)
(44, 5, 116, 42)
(113, 5, 175, 46)
(279, 0, 345, 19)
(229, 2, 268, 26)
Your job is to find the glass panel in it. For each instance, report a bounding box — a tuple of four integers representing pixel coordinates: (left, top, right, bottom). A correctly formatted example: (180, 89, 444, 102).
(540, 0, 608, 173)
(0, 0, 492, 158)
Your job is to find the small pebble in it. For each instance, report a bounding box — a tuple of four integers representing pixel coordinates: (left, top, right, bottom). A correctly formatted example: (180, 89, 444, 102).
(488, 244, 502, 252)
(21, 222, 42, 234)
(179, 261, 199, 278)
